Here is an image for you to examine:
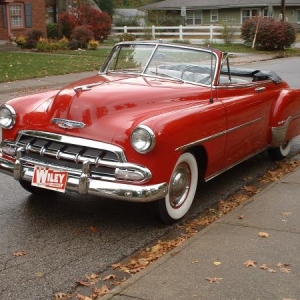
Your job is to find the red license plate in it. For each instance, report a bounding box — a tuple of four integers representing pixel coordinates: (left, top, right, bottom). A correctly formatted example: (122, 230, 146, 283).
(32, 166, 68, 193)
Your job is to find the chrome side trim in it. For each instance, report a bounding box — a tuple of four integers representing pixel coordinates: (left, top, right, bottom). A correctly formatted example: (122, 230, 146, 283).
(204, 147, 267, 182)
(270, 113, 300, 146)
(176, 117, 263, 152)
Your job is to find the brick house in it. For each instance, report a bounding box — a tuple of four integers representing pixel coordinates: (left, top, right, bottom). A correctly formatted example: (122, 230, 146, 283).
(0, 0, 46, 41)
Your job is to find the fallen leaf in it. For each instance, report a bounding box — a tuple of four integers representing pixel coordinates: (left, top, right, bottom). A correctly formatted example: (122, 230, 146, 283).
(258, 232, 270, 238)
(35, 272, 43, 278)
(77, 280, 91, 287)
(214, 261, 221, 266)
(13, 250, 27, 257)
(260, 263, 268, 270)
(86, 273, 99, 280)
(111, 262, 121, 269)
(243, 260, 257, 267)
(233, 194, 249, 203)
(267, 268, 276, 273)
(238, 215, 244, 219)
(103, 274, 116, 281)
(91, 285, 109, 298)
(76, 295, 92, 300)
(275, 262, 290, 268)
(243, 185, 259, 194)
(280, 267, 291, 273)
(89, 226, 98, 233)
(53, 292, 69, 299)
(206, 277, 222, 283)
(281, 212, 292, 216)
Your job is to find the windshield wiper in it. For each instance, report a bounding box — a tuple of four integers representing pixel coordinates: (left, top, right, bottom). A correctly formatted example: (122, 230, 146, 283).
(108, 69, 142, 74)
(149, 71, 183, 82)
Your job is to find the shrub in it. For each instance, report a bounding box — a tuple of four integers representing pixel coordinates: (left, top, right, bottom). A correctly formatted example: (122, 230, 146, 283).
(56, 36, 69, 50)
(36, 37, 52, 52)
(119, 33, 136, 42)
(36, 37, 70, 52)
(241, 18, 296, 50)
(68, 39, 80, 50)
(76, 4, 112, 41)
(70, 25, 94, 48)
(58, 3, 112, 41)
(47, 23, 59, 39)
(25, 30, 44, 49)
(15, 35, 26, 48)
(220, 24, 236, 44)
(58, 11, 77, 38)
(89, 39, 99, 50)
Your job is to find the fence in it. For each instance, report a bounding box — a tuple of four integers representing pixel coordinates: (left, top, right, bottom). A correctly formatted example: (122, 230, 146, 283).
(112, 25, 242, 44)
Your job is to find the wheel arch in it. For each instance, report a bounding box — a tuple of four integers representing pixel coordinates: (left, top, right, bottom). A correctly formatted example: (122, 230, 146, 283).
(184, 145, 207, 181)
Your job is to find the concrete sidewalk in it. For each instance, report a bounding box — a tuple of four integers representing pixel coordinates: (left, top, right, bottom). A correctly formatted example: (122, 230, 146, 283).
(100, 167, 300, 300)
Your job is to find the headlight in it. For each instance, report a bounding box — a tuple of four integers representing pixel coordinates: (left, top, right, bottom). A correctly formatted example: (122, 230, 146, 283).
(0, 104, 16, 129)
(131, 125, 156, 154)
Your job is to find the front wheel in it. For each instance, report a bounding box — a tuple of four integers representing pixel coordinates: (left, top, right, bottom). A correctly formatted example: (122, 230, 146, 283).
(155, 152, 198, 224)
(267, 140, 292, 161)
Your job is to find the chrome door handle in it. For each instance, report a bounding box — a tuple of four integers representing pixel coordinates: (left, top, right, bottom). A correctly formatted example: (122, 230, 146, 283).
(255, 87, 266, 92)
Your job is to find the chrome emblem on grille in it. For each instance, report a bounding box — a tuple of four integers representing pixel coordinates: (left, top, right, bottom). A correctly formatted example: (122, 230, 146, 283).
(52, 118, 86, 129)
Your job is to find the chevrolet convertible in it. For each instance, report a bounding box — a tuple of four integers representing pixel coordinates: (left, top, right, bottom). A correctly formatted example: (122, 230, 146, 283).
(1, 41, 300, 224)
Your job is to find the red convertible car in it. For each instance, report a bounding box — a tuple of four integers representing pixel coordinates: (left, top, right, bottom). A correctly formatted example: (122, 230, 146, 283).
(1, 41, 300, 224)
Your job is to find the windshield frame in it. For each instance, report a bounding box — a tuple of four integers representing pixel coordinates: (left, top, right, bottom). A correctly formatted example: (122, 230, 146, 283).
(100, 42, 219, 86)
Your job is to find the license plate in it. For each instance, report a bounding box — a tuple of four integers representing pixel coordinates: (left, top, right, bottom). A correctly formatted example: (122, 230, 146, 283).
(32, 166, 68, 193)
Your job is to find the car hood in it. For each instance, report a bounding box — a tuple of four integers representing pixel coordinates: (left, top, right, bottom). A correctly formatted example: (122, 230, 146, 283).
(28, 74, 210, 144)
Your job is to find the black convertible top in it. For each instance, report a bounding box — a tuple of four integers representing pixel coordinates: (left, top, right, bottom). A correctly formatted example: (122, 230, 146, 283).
(221, 67, 282, 83)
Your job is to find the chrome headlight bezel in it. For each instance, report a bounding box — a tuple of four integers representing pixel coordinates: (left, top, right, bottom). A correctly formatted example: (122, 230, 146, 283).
(130, 125, 156, 154)
(0, 104, 16, 129)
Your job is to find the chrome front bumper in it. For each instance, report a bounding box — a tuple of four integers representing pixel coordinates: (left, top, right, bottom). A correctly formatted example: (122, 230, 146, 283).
(0, 155, 168, 202)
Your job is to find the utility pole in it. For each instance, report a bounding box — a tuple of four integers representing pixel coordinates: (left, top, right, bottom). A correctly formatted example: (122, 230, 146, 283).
(280, 0, 285, 21)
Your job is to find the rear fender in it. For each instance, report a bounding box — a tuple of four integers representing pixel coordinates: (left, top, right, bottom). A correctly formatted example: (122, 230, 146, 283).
(269, 89, 300, 146)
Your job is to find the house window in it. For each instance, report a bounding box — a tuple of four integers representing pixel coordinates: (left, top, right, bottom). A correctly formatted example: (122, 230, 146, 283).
(262, 7, 273, 18)
(211, 10, 218, 22)
(186, 10, 202, 25)
(241, 9, 260, 23)
(9, 4, 24, 28)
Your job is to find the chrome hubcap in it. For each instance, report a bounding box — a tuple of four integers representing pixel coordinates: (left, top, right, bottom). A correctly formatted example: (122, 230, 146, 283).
(169, 163, 191, 208)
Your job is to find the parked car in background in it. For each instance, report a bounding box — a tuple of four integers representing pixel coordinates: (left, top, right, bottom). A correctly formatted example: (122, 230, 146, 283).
(1, 41, 300, 224)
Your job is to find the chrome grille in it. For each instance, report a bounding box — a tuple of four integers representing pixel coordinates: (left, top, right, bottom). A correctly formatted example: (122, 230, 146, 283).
(15, 131, 121, 181)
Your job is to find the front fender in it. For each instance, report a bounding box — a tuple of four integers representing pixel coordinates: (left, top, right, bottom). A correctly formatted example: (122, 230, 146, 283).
(1, 90, 59, 141)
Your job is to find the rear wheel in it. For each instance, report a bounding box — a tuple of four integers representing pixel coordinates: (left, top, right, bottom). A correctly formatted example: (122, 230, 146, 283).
(267, 140, 292, 161)
(155, 152, 198, 224)
(19, 180, 56, 197)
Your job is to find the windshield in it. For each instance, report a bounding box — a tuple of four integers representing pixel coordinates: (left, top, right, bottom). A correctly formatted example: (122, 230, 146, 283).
(104, 44, 156, 73)
(101, 43, 217, 85)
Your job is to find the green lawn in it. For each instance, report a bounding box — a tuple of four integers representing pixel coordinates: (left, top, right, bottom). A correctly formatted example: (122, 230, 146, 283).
(0, 44, 300, 83)
(0, 48, 111, 83)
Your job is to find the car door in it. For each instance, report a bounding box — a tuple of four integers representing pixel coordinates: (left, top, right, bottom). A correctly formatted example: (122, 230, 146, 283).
(216, 56, 274, 169)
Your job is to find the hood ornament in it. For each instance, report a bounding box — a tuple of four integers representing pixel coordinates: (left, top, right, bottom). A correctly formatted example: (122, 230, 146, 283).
(52, 118, 86, 129)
